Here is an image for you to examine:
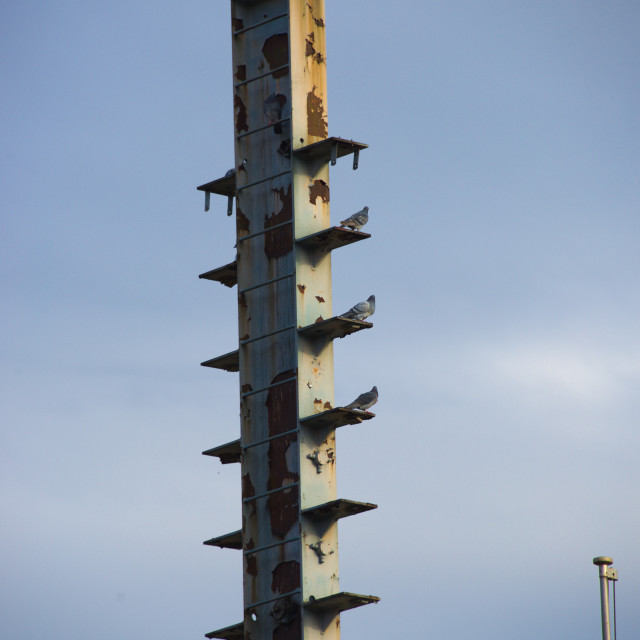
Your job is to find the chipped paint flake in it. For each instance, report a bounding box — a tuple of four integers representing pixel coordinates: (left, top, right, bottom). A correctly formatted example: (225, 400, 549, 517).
(306, 87, 328, 138)
(308, 179, 329, 204)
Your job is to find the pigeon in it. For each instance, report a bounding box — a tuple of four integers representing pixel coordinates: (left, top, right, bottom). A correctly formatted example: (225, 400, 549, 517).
(225, 159, 247, 177)
(340, 295, 375, 321)
(340, 206, 369, 231)
(263, 93, 287, 134)
(344, 386, 378, 412)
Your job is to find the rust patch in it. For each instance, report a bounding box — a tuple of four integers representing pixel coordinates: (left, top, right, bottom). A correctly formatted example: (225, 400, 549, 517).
(306, 87, 328, 138)
(315, 296, 325, 303)
(324, 401, 333, 410)
(308, 179, 329, 205)
(240, 333, 250, 342)
(235, 64, 246, 81)
(265, 370, 297, 436)
(315, 316, 324, 323)
(273, 619, 301, 640)
(264, 184, 293, 259)
(244, 536, 255, 550)
(314, 398, 322, 405)
(246, 555, 258, 577)
(305, 38, 315, 57)
(263, 93, 287, 134)
(268, 433, 298, 490)
(314, 52, 325, 64)
(268, 486, 298, 539)
(297, 284, 306, 293)
(242, 472, 255, 499)
(277, 139, 291, 158)
(272, 597, 300, 638)
(238, 293, 247, 309)
(241, 383, 253, 393)
(234, 94, 248, 133)
(272, 561, 300, 594)
(262, 33, 289, 79)
(264, 226, 293, 260)
(236, 204, 250, 233)
(314, 17, 325, 27)
(232, 17, 244, 31)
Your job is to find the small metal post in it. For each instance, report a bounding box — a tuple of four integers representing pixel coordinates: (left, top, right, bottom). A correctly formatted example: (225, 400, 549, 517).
(593, 556, 614, 640)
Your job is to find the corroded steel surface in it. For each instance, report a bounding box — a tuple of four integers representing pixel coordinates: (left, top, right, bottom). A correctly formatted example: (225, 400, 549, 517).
(204, 2, 375, 638)
(231, 2, 301, 639)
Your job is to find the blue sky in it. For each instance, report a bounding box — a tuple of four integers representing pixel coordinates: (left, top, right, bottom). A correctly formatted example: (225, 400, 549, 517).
(1, 1, 639, 638)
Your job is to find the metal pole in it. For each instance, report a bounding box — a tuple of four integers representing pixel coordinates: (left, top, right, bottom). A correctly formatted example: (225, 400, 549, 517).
(593, 556, 613, 640)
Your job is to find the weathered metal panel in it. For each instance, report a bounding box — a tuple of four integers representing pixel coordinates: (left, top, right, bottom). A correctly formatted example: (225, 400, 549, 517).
(208, 2, 376, 639)
(231, 3, 303, 640)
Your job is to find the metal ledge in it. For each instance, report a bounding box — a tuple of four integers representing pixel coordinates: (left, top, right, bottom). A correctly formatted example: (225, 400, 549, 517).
(205, 622, 244, 640)
(202, 439, 241, 464)
(204, 529, 242, 550)
(299, 408, 375, 430)
(201, 350, 239, 372)
(200, 228, 369, 287)
(199, 262, 238, 288)
(298, 316, 372, 341)
(304, 592, 380, 614)
(302, 499, 377, 522)
(197, 175, 236, 197)
(296, 227, 370, 252)
(294, 137, 368, 163)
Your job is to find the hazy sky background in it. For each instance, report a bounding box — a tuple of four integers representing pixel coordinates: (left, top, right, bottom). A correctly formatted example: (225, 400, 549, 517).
(2, 1, 639, 639)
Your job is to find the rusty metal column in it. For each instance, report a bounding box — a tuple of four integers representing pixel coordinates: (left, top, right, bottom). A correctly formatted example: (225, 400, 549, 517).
(199, 3, 379, 640)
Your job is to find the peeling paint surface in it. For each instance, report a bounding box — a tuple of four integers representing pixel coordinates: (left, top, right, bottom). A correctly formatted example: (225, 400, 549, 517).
(262, 33, 289, 78)
(264, 185, 293, 259)
(267, 486, 299, 539)
(227, 3, 342, 639)
(308, 180, 329, 205)
(265, 371, 297, 436)
(234, 94, 248, 133)
(236, 205, 250, 234)
(306, 87, 327, 138)
(267, 434, 298, 490)
(271, 561, 301, 594)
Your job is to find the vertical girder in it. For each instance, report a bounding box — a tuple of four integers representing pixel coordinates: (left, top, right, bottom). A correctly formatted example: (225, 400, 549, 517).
(200, 2, 377, 639)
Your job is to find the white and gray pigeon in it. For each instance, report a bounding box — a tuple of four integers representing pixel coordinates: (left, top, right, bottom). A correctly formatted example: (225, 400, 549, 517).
(340, 206, 369, 231)
(340, 295, 375, 321)
(344, 386, 378, 412)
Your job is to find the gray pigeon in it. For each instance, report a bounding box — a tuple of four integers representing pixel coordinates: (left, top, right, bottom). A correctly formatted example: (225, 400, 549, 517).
(225, 159, 247, 177)
(340, 206, 369, 231)
(344, 386, 378, 412)
(340, 295, 375, 321)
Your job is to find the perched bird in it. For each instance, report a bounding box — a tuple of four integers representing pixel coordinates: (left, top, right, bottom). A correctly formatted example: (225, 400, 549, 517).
(344, 386, 378, 412)
(263, 93, 287, 134)
(340, 295, 375, 321)
(340, 206, 369, 231)
(225, 159, 247, 177)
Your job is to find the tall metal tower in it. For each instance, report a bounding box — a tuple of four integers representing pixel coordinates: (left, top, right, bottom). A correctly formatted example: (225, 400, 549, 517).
(198, 2, 379, 639)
